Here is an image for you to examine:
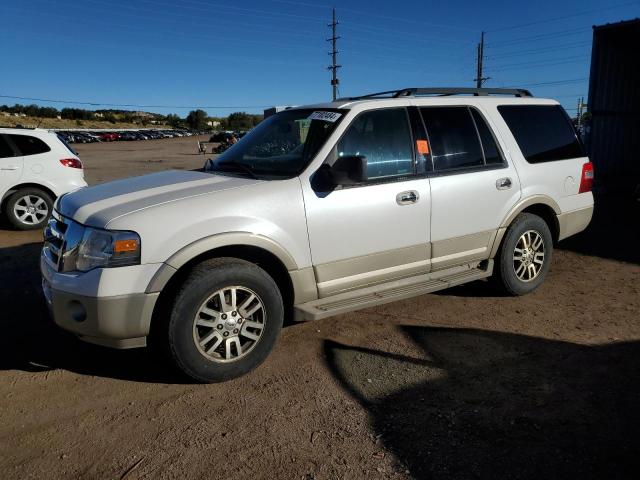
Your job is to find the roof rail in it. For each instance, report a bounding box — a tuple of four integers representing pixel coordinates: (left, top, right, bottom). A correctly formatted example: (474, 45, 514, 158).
(339, 87, 533, 101)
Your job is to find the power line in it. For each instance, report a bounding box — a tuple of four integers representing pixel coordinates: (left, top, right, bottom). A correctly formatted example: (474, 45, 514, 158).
(508, 78, 589, 88)
(487, 27, 590, 47)
(487, 0, 640, 32)
(0, 94, 272, 110)
(487, 41, 592, 59)
(269, 0, 477, 32)
(488, 55, 590, 72)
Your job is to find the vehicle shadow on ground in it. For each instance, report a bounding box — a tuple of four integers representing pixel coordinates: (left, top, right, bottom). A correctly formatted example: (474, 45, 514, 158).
(557, 193, 639, 265)
(0, 242, 188, 383)
(324, 326, 640, 479)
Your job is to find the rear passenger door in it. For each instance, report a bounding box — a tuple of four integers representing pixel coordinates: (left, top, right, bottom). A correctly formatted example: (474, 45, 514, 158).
(0, 135, 23, 196)
(420, 106, 521, 270)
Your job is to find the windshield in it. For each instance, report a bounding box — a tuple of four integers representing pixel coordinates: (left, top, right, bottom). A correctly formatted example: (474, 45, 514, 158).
(206, 108, 345, 179)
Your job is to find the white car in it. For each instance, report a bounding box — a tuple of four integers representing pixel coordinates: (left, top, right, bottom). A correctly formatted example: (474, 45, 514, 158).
(0, 128, 87, 229)
(41, 88, 594, 382)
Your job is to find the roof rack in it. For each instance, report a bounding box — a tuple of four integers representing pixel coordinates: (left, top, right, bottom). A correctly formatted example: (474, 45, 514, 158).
(339, 87, 533, 101)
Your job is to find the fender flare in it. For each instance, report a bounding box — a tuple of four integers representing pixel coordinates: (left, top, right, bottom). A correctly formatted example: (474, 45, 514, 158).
(489, 195, 561, 258)
(499, 195, 561, 228)
(146, 232, 299, 293)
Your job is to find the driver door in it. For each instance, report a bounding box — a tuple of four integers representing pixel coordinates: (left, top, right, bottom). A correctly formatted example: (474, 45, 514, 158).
(301, 107, 431, 297)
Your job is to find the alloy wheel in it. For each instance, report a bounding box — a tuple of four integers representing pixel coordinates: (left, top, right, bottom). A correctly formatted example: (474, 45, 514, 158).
(513, 229, 545, 282)
(192, 286, 266, 363)
(13, 195, 49, 225)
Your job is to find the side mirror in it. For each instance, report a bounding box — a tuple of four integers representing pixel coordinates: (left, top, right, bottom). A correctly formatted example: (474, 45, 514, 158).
(329, 155, 367, 185)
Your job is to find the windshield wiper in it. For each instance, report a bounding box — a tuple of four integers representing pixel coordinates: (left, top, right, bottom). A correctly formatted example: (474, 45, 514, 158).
(211, 161, 258, 179)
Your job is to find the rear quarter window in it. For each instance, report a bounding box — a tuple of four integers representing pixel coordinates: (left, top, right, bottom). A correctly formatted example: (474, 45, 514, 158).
(8, 134, 51, 156)
(498, 105, 584, 163)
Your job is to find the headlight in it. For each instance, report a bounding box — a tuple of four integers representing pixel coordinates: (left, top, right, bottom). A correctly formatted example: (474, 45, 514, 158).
(75, 227, 141, 272)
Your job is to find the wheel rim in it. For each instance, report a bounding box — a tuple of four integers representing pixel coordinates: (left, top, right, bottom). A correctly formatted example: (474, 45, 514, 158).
(192, 286, 266, 363)
(513, 229, 545, 282)
(13, 195, 49, 225)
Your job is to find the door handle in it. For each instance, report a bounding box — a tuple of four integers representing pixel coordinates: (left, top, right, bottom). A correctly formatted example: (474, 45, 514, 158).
(496, 177, 512, 190)
(1, 166, 19, 171)
(396, 190, 419, 205)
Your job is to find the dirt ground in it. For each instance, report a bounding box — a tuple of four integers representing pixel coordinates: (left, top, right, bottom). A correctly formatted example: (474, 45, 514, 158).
(0, 136, 639, 479)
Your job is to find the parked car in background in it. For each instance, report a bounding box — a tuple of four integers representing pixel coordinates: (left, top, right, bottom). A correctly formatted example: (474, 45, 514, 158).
(0, 127, 87, 230)
(99, 132, 120, 142)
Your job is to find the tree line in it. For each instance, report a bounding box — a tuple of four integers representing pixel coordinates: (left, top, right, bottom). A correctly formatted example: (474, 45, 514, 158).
(1, 103, 263, 130)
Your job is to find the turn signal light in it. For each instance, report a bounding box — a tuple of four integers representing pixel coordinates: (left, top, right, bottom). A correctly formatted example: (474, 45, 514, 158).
(579, 162, 594, 193)
(60, 158, 83, 169)
(114, 239, 139, 253)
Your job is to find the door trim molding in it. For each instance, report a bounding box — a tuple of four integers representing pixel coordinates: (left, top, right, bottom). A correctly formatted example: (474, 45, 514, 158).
(314, 243, 430, 297)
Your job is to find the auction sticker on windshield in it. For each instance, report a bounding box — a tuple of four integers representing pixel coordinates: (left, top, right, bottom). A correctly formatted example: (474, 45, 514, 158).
(308, 111, 342, 122)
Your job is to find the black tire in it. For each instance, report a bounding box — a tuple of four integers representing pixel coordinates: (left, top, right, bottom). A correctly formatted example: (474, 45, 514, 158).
(494, 213, 553, 296)
(167, 257, 283, 383)
(5, 188, 53, 230)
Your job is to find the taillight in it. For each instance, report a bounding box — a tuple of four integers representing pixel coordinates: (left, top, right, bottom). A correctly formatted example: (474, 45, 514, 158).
(60, 158, 83, 169)
(579, 161, 594, 193)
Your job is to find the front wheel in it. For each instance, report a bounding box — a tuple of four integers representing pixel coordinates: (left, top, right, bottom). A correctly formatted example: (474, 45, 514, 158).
(494, 213, 553, 296)
(167, 258, 283, 383)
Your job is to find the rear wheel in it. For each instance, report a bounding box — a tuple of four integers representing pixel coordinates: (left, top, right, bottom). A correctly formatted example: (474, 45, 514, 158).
(167, 258, 283, 383)
(494, 213, 553, 296)
(5, 188, 53, 230)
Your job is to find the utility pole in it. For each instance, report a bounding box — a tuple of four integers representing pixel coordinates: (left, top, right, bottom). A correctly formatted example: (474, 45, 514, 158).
(327, 8, 341, 101)
(576, 97, 587, 128)
(474, 31, 489, 88)
(577, 97, 582, 127)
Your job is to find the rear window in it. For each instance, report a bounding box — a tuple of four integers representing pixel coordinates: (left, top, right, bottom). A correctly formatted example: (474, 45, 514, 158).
(56, 133, 78, 155)
(8, 134, 51, 156)
(498, 105, 584, 163)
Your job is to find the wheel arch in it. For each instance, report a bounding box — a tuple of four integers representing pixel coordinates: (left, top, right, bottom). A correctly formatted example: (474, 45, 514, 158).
(1, 182, 57, 213)
(147, 234, 315, 333)
(490, 195, 561, 258)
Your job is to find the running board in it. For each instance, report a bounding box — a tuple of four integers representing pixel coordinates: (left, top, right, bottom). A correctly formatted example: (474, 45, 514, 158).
(294, 260, 493, 321)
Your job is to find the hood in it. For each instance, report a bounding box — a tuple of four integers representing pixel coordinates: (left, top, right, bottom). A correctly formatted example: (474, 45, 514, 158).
(58, 170, 258, 227)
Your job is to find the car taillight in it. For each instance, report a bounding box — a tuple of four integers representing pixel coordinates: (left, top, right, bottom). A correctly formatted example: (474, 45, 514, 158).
(579, 161, 594, 193)
(60, 158, 83, 169)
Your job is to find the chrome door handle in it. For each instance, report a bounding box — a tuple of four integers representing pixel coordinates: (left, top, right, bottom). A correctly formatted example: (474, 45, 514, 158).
(496, 177, 512, 190)
(396, 190, 419, 205)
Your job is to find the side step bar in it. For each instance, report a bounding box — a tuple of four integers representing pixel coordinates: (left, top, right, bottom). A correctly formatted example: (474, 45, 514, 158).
(294, 260, 493, 321)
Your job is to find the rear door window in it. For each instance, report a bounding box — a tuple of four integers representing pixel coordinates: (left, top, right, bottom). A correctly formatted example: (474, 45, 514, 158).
(8, 134, 51, 156)
(420, 107, 484, 171)
(498, 105, 584, 163)
(470, 108, 504, 165)
(0, 135, 15, 158)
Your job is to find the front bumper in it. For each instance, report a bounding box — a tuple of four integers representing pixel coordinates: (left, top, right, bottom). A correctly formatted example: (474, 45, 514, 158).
(41, 253, 159, 349)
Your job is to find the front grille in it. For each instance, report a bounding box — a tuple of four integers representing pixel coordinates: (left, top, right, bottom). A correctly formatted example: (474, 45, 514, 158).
(43, 211, 67, 270)
(43, 211, 82, 272)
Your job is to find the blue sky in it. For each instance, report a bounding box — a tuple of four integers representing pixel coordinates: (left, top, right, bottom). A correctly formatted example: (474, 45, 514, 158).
(1, 0, 639, 116)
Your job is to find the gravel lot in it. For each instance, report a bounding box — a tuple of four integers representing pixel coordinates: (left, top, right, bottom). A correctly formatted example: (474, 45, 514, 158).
(1, 136, 638, 479)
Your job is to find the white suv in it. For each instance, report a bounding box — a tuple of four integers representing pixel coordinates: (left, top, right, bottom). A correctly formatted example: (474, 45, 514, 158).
(40, 88, 594, 382)
(0, 128, 87, 229)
